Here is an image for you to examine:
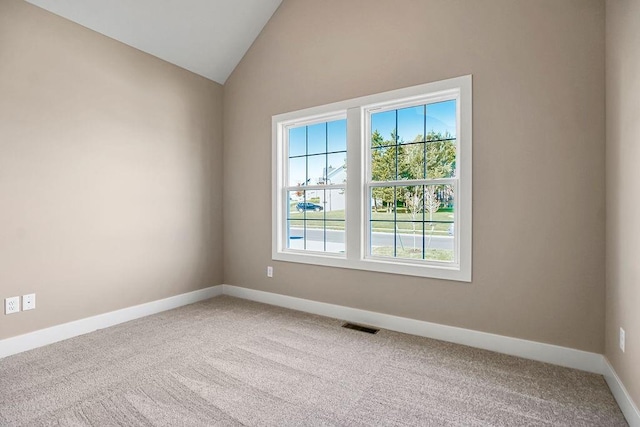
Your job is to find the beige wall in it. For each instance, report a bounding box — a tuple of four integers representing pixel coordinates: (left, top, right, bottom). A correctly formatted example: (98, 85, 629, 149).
(223, 0, 606, 352)
(0, 0, 223, 340)
(606, 0, 640, 406)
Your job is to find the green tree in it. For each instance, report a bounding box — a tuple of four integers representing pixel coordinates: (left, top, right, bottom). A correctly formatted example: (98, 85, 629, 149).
(371, 129, 385, 147)
(426, 131, 456, 178)
(403, 136, 426, 180)
(400, 131, 456, 180)
(371, 130, 395, 211)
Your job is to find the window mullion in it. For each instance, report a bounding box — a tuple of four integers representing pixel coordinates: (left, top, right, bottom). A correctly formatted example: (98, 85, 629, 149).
(345, 107, 362, 261)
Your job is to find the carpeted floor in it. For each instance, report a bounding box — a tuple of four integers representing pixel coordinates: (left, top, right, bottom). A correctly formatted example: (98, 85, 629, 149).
(0, 296, 627, 426)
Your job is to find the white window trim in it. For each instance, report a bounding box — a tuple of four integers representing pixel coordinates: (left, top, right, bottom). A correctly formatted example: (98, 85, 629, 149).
(272, 75, 472, 282)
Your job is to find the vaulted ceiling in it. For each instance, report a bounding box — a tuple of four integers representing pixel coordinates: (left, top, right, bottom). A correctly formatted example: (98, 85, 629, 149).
(25, 0, 282, 84)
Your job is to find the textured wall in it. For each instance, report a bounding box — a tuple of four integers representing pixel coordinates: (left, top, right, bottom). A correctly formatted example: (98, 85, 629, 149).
(223, 0, 606, 352)
(0, 0, 223, 339)
(606, 0, 640, 407)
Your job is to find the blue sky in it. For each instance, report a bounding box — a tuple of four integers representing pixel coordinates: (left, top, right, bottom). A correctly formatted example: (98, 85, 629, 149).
(289, 120, 346, 158)
(371, 99, 457, 144)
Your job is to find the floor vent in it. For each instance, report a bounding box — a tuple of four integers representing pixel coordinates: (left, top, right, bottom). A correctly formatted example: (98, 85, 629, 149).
(342, 322, 379, 334)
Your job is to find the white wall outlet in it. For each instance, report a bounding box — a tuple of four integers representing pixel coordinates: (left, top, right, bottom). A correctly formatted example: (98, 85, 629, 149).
(22, 293, 36, 311)
(620, 327, 625, 353)
(5, 296, 20, 314)
(267, 266, 273, 278)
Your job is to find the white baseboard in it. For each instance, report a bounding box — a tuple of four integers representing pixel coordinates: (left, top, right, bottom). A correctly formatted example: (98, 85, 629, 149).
(603, 357, 640, 426)
(0, 285, 223, 359)
(222, 284, 604, 374)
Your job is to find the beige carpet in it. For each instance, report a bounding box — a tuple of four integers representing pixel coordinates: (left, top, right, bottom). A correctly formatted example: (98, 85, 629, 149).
(0, 296, 627, 426)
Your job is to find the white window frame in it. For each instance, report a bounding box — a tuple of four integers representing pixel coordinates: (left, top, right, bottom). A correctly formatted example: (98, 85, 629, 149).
(272, 75, 472, 282)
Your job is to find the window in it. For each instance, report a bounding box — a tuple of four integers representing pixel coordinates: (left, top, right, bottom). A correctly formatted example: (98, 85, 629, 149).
(285, 117, 347, 254)
(273, 76, 471, 281)
(367, 100, 457, 264)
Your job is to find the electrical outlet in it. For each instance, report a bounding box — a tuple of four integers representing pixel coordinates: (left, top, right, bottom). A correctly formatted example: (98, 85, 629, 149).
(5, 297, 20, 314)
(620, 327, 625, 353)
(267, 266, 273, 278)
(23, 293, 36, 311)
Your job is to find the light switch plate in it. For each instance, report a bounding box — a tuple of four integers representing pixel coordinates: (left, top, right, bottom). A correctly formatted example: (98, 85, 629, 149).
(23, 293, 36, 311)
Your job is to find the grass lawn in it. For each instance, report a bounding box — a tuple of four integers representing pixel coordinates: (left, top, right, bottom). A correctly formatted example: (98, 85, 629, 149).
(288, 207, 454, 233)
(371, 246, 454, 261)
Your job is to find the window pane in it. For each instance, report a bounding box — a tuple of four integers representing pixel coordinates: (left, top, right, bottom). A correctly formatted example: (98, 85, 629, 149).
(370, 185, 399, 258)
(305, 220, 325, 251)
(371, 146, 395, 181)
(287, 192, 297, 218)
(327, 119, 346, 152)
(287, 188, 345, 254)
(307, 122, 326, 155)
(287, 219, 305, 250)
(289, 156, 306, 186)
(424, 222, 454, 262)
(325, 221, 345, 253)
(397, 143, 425, 180)
(287, 190, 306, 218)
(423, 184, 454, 223)
(288, 190, 322, 217)
(371, 186, 394, 217)
(370, 101, 458, 182)
(426, 99, 456, 140)
(395, 222, 424, 259)
(423, 184, 455, 263)
(289, 126, 306, 157)
(289, 120, 348, 187)
(398, 105, 425, 144)
(369, 184, 455, 263)
(300, 189, 323, 216)
(370, 224, 395, 259)
(326, 153, 347, 185)
(403, 186, 424, 218)
(426, 140, 456, 179)
(307, 154, 325, 186)
(371, 110, 396, 147)
(370, 220, 396, 232)
(325, 189, 345, 219)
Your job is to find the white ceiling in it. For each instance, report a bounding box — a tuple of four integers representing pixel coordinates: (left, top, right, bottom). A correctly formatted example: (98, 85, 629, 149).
(24, 0, 282, 84)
